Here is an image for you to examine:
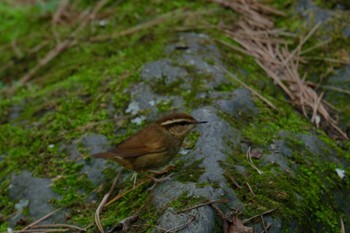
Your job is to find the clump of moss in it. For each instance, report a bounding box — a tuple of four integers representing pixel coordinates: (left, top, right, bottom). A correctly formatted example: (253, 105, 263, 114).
(168, 192, 206, 212)
(223, 97, 348, 232)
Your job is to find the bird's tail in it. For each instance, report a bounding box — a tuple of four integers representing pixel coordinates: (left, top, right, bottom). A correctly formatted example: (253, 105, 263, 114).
(91, 151, 115, 159)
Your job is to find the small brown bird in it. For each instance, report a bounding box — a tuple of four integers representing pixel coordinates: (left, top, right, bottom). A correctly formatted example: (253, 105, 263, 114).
(92, 112, 207, 180)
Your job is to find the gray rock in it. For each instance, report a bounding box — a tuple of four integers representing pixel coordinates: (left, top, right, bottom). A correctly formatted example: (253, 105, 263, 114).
(81, 133, 109, 154)
(152, 180, 237, 233)
(66, 142, 80, 160)
(151, 107, 241, 232)
(165, 33, 220, 56)
(297, 133, 328, 155)
(80, 134, 120, 186)
(344, 27, 350, 37)
(8, 171, 64, 225)
(166, 32, 229, 89)
(156, 206, 215, 233)
(296, 0, 334, 23)
(129, 83, 159, 111)
(141, 59, 188, 86)
(254, 216, 283, 233)
(192, 107, 240, 184)
(8, 104, 22, 121)
(175, 53, 227, 89)
(216, 88, 258, 118)
(262, 138, 295, 174)
(128, 82, 185, 119)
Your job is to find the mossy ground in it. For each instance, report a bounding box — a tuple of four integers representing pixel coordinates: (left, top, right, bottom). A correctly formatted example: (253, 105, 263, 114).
(222, 98, 350, 232)
(1, 0, 349, 232)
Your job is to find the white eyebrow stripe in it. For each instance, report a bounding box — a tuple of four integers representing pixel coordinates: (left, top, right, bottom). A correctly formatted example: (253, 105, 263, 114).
(160, 118, 193, 126)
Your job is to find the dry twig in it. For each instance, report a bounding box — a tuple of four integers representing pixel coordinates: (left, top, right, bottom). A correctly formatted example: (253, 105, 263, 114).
(95, 171, 121, 233)
(242, 208, 278, 224)
(218, 65, 278, 111)
(177, 199, 230, 214)
(246, 147, 263, 175)
(17, 208, 62, 233)
(340, 217, 345, 233)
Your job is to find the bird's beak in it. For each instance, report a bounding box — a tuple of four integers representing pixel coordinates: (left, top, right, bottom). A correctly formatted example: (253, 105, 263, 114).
(195, 120, 208, 124)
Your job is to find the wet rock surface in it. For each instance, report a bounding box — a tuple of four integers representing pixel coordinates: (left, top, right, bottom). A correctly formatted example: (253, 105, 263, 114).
(68, 133, 120, 186)
(8, 171, 64, 226)
(216, 88, 258, 118)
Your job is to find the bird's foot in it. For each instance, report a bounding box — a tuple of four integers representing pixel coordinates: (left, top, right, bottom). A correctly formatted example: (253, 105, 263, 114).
(130, 172, 138, 188)
(147, 173, 173, 190)
(148, 164, 175, 175)
(148, 173, 173, 183)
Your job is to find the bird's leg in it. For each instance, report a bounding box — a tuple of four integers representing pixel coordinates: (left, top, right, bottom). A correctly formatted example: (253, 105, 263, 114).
(146, 173, 173, 183)
(146, 173, 173, 190)
(130, 172, 138, 188)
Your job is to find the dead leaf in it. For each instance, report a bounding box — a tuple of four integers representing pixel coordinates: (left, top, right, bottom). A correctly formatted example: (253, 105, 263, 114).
(229, 216, 254, 233)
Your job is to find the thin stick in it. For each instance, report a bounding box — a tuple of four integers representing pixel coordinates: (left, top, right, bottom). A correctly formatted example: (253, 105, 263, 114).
(303, 56, 350, 65)
(217, 39, 253, 57)
(224, 172, 242, 189)
(260, 214, 268, 232)
(105, 179, 148, 207)
(282, 22, 321, 67)
(260, 223, 272, 233)
(95, 172, 121, 233)
(165, 215, 196, 233)
(30, 224, 84, 231)
(320, 85, 350, 96)
(17, 208, 62, 233)
(217, 65, 278, 111)
(245, 182, 256, 196)
(246, 147, 263, 175)
(340, 217, 345, 233)
(14, 229, 69, 233)
(210, 204, 230, 233)
(177, 199, 230, 214)
(90, 9, 195, 42)
(243, 208, 278, 224)
(300, 38, 331, 55)
(95, 194, 109, 233)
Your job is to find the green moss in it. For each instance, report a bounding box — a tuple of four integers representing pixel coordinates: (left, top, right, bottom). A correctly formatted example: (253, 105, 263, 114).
(167, 192, 206, 212)
(314, 0, 350, 9)
(1, 0, 349, 231)
(175, 158, 205, 183)
(223, 98, 348, 232)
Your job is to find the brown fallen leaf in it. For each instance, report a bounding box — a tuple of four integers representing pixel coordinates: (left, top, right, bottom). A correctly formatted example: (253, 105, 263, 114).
(250, 148, 263, 159)
(229, 215, 254, 233)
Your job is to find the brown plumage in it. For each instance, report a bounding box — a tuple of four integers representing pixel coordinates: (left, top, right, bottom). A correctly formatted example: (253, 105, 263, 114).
(92, 112, 207, 171)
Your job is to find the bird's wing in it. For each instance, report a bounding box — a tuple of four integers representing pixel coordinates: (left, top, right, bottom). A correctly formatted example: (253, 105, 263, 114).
(108, 124, 169, 158)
